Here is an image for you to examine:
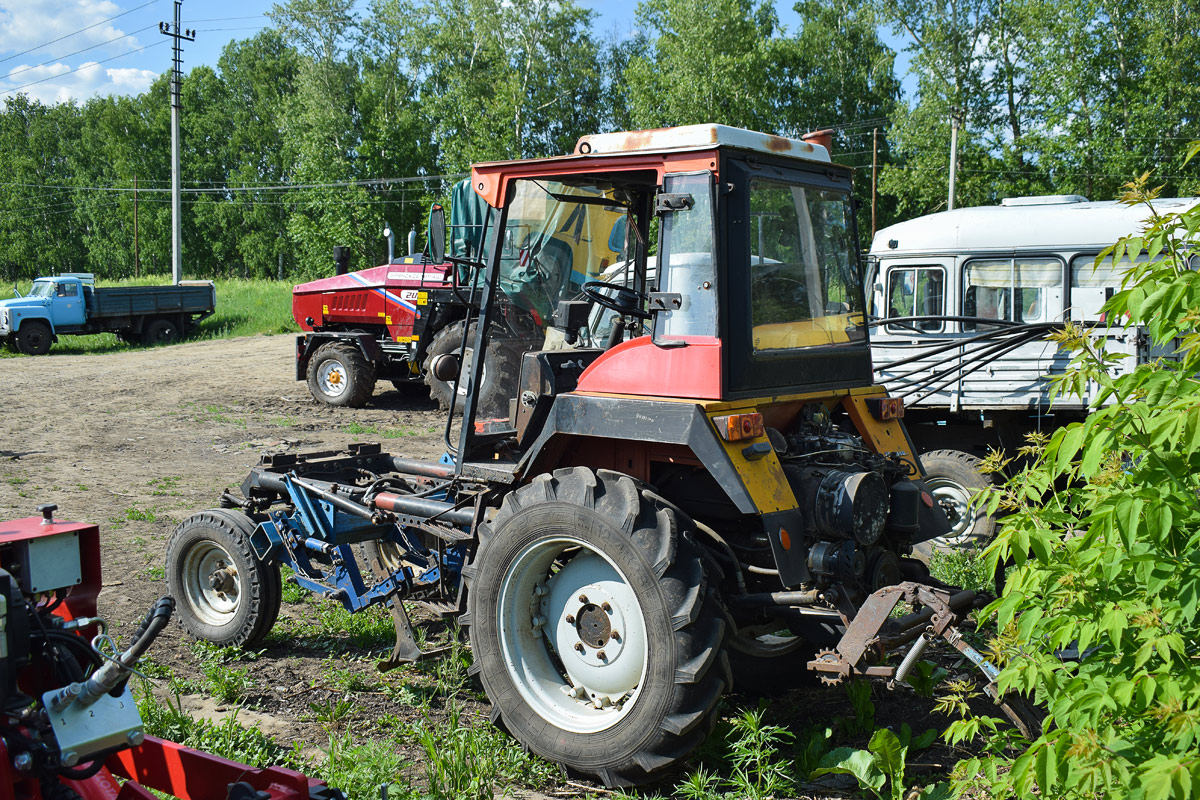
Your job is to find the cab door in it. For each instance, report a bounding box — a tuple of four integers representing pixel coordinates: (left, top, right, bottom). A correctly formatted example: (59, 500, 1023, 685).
(50, 281, 86, 328)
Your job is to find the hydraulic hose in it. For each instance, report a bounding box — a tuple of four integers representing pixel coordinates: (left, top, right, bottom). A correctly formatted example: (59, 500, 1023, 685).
(46, 597, 174, 711)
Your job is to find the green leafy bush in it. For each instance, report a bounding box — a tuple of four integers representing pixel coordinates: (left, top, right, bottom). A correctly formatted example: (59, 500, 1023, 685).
(812, 724, 945, 800)
(951, 156, 1200, 798)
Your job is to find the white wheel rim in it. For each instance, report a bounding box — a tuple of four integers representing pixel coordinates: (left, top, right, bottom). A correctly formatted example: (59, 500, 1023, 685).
(925, 476, 976, 546)
(318, 359, 348, 397)
(182, 540, 241, 625)
(496, 537, 648, 734)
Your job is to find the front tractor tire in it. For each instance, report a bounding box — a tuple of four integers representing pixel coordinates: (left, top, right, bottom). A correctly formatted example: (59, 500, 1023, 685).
(913, 449, 996, 561)
(464, 468, 730, 787)
(166, 509, 281, 648)
(307, 341, 376, 407)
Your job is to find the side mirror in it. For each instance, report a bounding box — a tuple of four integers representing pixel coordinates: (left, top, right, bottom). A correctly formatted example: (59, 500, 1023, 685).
(430, 352, 460, 382)
(429, 204, 446, 265)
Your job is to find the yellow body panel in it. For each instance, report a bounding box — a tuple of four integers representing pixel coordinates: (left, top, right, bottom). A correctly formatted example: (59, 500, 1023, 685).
(574, 385, 919, 514)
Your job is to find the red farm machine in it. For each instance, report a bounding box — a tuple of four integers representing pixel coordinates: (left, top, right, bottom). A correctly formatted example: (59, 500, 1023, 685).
(292, 180, 628, 410)
(0, 504, 342, 800)
(172, 124, 1035, 787)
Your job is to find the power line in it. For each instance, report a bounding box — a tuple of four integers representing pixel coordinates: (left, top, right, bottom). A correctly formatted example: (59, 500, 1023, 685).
(4, 24, 158, 81)
(0, 0, 161, 66)
(0, 174, 468, 193)
(1, 40, 168, 95)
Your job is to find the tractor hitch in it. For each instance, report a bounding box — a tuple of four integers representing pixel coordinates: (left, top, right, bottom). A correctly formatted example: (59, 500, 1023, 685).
(808, 581, 1037, 736)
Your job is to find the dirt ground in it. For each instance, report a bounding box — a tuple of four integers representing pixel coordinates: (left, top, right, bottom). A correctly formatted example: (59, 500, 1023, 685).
(0, 334, 981, 798)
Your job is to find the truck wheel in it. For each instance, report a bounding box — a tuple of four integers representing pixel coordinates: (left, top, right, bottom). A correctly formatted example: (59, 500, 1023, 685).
(15, 321, 52, 355)
(423, 322, 518, 417)
(464, 467, 730, 787)
(167, 509, 281, 648)
(913, 449, 996, 561)
(142, 318, 180, 346)
(307, 342, 376, 407)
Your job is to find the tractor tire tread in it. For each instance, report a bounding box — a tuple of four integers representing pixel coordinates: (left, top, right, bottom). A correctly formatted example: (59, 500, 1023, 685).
(465, 467, 729, 787)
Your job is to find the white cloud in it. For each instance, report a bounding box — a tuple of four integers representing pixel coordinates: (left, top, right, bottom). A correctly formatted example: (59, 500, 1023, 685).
(1, 59, 153, 103)
(0, 0, 140, 60)
(0, 0, 158, 103)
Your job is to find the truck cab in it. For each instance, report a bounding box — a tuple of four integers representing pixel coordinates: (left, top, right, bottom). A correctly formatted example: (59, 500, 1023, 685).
(0, 274, 92, 354)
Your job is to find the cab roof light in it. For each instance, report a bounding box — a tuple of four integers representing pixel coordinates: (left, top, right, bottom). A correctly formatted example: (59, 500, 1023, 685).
(713, 412, 764, 442)
(866, 397, 905, 421)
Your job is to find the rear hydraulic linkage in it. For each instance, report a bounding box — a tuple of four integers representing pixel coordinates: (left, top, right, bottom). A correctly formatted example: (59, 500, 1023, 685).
(808, 581, 1040, 738)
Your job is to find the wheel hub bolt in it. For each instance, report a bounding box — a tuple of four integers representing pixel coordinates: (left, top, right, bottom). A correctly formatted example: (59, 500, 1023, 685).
(565, 614, 575, 624)
(597, 650, 607, 661)
(578, 594, 588, 603)
(574, 642, 585, 654)
(610, 630, 620, 641)
(601, 602, 612, 613)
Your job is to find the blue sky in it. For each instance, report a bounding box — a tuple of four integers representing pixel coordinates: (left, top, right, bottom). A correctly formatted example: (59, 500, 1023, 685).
(0, 0, 911, 106)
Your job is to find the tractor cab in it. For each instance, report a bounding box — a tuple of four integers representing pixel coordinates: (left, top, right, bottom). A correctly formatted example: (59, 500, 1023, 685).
(438, 124, 874, 463)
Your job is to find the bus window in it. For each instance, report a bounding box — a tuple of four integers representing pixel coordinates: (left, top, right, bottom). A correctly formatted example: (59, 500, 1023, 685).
(963, 257, 1061, 329)
(885, 266, 945, 332)
(1068, 253, 1158, 321)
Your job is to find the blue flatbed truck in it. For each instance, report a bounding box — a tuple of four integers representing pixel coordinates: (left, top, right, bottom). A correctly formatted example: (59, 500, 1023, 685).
(0, 273, 216, 355)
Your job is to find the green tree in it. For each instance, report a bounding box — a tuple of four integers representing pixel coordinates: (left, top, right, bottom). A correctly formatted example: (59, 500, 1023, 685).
(946, 162, 1200, 799)
(624, 0, 779, 131)
(215, 30, 301, 278)
(0, 96, 84, 281)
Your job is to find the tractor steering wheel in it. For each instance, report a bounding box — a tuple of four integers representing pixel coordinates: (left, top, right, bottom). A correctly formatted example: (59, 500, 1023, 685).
(581, 280, 651, 320)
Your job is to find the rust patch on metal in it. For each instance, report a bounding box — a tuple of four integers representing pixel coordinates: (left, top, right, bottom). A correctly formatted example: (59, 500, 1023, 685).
(764, 135, 794, 153)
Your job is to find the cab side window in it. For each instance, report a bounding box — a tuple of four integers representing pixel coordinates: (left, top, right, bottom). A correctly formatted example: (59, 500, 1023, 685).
(56, 283, 78, 298)
(885, 266, 945, 332)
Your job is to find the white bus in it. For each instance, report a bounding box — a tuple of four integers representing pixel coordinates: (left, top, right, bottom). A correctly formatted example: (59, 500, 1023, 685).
(867, 194, 1199, 549)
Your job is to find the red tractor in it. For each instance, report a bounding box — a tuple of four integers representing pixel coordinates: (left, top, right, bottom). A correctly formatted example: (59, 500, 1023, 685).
(176, 124, 1035, 787)
(0, 505, 342, 800)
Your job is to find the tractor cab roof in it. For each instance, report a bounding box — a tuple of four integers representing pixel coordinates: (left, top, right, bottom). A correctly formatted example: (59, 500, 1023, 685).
(471, 124, 836, 208)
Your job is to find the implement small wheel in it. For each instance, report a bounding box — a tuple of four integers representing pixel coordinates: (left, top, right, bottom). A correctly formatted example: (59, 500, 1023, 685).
(15, 321, 52, 355)
(307, 341, 376, 407)
(464, 468, 730, 787)
(167, 509, 281, 648)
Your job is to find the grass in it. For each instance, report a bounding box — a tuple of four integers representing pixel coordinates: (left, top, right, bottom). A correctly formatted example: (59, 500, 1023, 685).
(0, 275, 297, 358)
(345, 421, 438, 439)
(929, 548, 995, 593)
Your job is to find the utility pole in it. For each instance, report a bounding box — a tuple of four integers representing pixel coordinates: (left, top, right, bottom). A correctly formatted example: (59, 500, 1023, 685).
(159, 2, 194, 285)
(133, 174, 140, 278)
(947, 112, 961, 211)
(871, 128, 879, 238)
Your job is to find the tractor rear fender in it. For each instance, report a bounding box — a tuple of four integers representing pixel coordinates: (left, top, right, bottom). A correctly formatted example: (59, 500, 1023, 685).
(295, 332, 386, 380)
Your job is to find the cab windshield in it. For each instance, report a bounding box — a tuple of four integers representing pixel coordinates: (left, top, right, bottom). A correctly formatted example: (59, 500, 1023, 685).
(29, 281, 55, 298)
(498, 179, 631, 325)
(748, 179, 865, 351)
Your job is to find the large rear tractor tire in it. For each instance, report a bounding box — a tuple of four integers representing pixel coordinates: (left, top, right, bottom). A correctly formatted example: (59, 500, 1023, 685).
(15, 321, 53, 355)
(464, 467, 730, 787)
(422, 322, 518, 418)
(166, 509, 281, 648)
(307, 341, 376, 407)
(913, 449, 996, 562)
